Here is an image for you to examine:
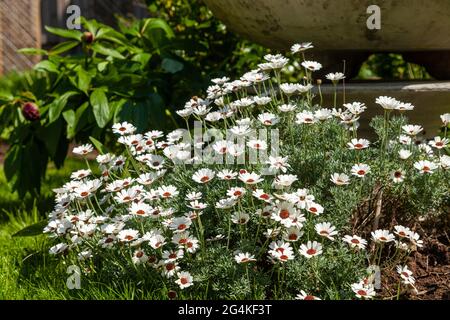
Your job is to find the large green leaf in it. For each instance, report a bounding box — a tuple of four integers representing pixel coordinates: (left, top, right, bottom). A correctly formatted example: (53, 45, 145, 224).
(141, 18, 174, 38)
(45, 26, 82, 41)
(115, 93, 165, 132)
(18, 48, 48, 55)
(38, 118, 63, 157)
(48, 91, 78, 124)
(4, 141, 48, 197)
(13, 220, 47, 237)
(77, 68, 92, 94)
(91, 43, 125, 59)
(34, 60, 59, 73)
(49, 40, 79, 55)
(63, 109, 76, 138)
(90, 88, 110, 128)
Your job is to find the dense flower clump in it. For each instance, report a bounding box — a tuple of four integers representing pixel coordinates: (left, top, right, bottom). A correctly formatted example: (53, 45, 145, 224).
(44, 43, 449, 299)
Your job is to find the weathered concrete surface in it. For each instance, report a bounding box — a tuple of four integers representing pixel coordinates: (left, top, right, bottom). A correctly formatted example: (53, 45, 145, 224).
(204, 0, 450, 51)
(316, 81, 450, 137)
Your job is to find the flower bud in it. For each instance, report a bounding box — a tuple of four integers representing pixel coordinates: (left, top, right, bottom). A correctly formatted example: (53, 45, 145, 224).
(22, 102, 40, 121)
(82, 31, 94, 44)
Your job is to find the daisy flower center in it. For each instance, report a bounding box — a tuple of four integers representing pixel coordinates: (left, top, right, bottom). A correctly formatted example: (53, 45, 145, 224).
(200, 176, 210, 182)
(279, 209, 290, 219)
(357, 170, 366, 175)
(306, 248, 317, 255)
(180, 277, 188, 284)
(166, 263, 175, 271)
(357, 290, 367, 296)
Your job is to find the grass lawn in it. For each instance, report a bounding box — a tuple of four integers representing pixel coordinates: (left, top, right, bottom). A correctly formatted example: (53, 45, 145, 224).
(0, 159, 84, 299)
(0, 158, 164, 299)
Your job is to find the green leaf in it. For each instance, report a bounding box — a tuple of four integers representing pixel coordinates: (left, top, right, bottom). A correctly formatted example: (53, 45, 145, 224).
(77, 68, 92, 94)
(161, 58, 184, 74)
(18, 48, 48, 55)
(45, 26, 82, 41)
(49, 40, 79, 55)
(0, 90, 14, 102)
(115, 93, 164, 132)
(89, 136, 108, 154)
(38, 118, 63, 157)
(80, 17, 99, 35)
(4, 141, 48, 197)
(91, 43, 125, 59)
(90, 88, 110, 128)
(34, 60, 58, 73)
(132, 53, 151, 66)
(12, 220, 47, 237)
(48, 91, 78, 124)
(63, 109, 76, 138)
(97, 61, 109, 72)
(141, 18, 174, 39)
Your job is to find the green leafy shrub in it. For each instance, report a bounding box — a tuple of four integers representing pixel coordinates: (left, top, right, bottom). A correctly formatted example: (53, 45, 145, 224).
(0, 16, 207, 197)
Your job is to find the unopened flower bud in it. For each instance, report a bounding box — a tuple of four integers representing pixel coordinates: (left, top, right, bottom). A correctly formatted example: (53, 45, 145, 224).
(82, 32, 94, 44)
(22, 102, 40, 121)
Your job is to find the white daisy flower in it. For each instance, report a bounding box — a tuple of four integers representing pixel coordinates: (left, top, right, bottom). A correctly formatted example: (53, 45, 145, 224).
(371, 229, 395, 243)
(351, 282, 376, 299)
(299, 241, 323, 258)
(175, 271, 194, 289)
(112, 122, 136, 135)
(231, 212, 250, 225)
(413, 160, 438, 174)
(347, 138, 370, 150)
(301, 60, 322, 71)
(234, 252, 256, 264)
(291, 42, 313, 53)
(73, 144, 93, 156)
(295, 290, 321, 300)
(326, 72, 345, 82)
(342, 235, 367, 250)
(238, 172, 263, 185)
(391, 170, 406, 183)
(398, 149, 412, 160)
(330, 173, 350, 186)
(315, 222, 338, 240)
(402, 124, 423, 136)
(351, 163, 371, 178)
(428, 136, 449, 149)
(375, 96, 400, 110)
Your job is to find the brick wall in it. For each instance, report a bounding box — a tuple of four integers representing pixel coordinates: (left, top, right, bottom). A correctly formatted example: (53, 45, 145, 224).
(0, 0, 148, 75)
(0, 0, 41, 74)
